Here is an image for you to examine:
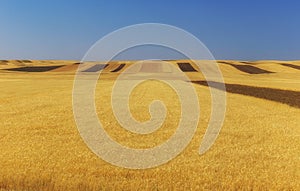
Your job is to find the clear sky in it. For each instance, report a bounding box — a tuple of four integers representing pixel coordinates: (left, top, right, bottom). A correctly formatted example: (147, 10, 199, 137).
(0, 0, 299, 60)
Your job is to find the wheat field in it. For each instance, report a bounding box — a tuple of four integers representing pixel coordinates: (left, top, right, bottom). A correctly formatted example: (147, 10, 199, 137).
(0, 60, 299, 190)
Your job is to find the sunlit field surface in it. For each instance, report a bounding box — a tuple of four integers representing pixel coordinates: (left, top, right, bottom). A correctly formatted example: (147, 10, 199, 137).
(0, 60, 299, 190)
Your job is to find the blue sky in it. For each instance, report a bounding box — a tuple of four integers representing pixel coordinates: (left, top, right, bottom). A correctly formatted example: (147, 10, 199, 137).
(0, 0, 299, 60)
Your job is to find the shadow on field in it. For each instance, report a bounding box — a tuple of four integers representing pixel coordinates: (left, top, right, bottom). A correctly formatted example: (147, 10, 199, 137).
(281, 63, 300, 70)
(218, 61, 273, 74)
(239, 61, 253, 64)
(192, 81, 300, 108)
(4, 65, 63, 72)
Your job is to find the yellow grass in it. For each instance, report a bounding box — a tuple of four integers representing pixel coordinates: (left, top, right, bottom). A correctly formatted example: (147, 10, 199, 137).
(0, 60, 299, 190)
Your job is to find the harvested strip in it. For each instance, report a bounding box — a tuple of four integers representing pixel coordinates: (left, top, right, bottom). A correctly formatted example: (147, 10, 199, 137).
(177, 62, 197, 72)
(218, 61, 272, 74)
(229, 64, 273, 74)
(101, 61, 119, 72)
(83, 64, 108, 72)
(140, 62, 163, 73)
(111, 64, 125, 72)
(51, 63, 80, 72)
(138, 61, 173, 73)
(281, 63, 300, 70)
(4, 65, 63, 72)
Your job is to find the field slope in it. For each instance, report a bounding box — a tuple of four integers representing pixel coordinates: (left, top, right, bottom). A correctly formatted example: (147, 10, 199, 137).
(0, 60, 299, 190)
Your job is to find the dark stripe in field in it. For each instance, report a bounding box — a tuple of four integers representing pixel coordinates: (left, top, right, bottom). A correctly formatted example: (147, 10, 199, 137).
(177, 62, 197, 72)
(111, 64, 125, 72)
(281, 63, 300, 70)
(218, 61, 273, 74)
(193, 81, 300, 108)
(4, 65, 63, 72)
